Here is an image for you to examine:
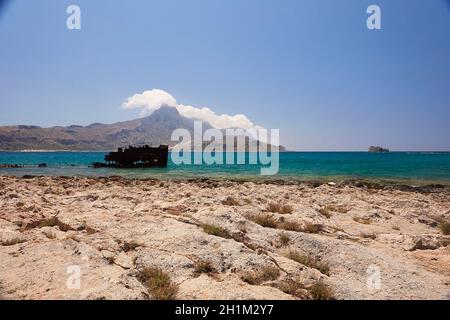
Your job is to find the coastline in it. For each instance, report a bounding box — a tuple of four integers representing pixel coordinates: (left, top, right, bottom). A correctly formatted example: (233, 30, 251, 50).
(0, 150, 112, 153)
(0, 175, 449, 299)
(2, 173, 450, 191)
(2, 151, 450, 183)
(1, 150, 449, 152)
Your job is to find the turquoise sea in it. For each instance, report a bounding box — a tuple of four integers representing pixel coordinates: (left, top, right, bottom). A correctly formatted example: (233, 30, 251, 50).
(0, 152, 450, 183)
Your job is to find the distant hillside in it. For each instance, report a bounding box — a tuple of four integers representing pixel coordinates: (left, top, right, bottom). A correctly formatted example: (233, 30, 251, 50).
(0, 107, 197, 151)
(0, 107, 284, 151)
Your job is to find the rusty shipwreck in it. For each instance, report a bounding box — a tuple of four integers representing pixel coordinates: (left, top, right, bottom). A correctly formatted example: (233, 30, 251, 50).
(93, 145, 169, 168)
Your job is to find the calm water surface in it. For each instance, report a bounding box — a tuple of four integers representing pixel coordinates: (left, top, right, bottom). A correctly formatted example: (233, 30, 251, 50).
(0, 152, 449, 182)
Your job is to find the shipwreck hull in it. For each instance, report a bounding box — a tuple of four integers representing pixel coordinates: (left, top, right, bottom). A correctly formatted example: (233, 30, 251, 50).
(94, 145, 169, 168)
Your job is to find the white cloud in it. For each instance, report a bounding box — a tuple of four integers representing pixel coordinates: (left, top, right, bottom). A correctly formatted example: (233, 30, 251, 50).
(122, 89, 261, 130)
(175, 104, 257, 130)
(122, 89, 177, 116)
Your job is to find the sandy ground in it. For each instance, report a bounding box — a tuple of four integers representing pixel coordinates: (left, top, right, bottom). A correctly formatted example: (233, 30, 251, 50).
(0, 175, 449, 300)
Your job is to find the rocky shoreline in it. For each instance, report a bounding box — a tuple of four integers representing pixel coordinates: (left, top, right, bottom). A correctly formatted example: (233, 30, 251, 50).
(6, 173, 450, 192)
(0, 175, 449, 299)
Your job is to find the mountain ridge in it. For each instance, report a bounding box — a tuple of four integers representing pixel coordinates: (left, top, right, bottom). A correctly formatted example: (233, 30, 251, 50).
(0, 107, 195, 151)
(0, 107, 284, 151)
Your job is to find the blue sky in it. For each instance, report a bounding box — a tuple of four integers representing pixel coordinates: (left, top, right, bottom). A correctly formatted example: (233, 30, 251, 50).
(0, 0, 449, 151)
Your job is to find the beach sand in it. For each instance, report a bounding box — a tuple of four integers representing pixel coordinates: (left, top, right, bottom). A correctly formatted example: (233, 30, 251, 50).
(0, 175, 449, 300)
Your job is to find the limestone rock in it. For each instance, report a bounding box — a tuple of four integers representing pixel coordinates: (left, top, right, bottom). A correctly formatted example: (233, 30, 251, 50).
(0, 176, 449, 300)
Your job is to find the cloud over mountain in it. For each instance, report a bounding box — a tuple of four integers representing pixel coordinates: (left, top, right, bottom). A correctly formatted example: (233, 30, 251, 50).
(123, 89, 177, 114)
(122, 89, 260, 130)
